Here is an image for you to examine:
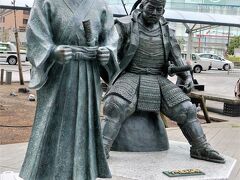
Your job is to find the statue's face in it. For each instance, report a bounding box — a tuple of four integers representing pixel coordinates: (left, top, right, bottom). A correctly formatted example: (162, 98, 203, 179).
(141, 2, 164, 26)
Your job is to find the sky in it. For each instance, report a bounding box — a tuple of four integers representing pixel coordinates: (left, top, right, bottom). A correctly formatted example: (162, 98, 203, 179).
(0, 0, 34, 7)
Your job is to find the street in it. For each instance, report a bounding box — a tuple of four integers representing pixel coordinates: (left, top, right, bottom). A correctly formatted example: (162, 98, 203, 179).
(193, 69, 240, 96)
(169, 69, 240, 96)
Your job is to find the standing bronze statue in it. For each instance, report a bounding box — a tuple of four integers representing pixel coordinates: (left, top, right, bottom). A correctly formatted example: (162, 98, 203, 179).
(20, 0, 118, 179)
(102, 0, 225, 164)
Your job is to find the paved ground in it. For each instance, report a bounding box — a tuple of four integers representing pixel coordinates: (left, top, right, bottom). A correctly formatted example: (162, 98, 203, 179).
(1, 114, 239, 179)
(193, 69, 240, 95)
(0, 66, 239, 179)
(170, 68, 240, 96)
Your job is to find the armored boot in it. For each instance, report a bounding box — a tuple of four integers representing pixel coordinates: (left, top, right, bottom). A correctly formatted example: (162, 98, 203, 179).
(101, 95, 134, 159)
(102, 119, 120, 159)
(178, 103, 225, 163)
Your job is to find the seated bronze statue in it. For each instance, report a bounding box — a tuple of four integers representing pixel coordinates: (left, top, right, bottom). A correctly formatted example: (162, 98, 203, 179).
(101, 0, 225, 164)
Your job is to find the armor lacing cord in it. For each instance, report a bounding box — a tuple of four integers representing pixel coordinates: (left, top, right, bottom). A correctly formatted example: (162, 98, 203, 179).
(179, 119, 207, 148)
(102, 135, 113, 148)
(191, 135, 208, 148)
(127, 66, 165, 75)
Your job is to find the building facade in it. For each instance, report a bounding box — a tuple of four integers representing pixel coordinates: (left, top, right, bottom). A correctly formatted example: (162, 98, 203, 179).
(166, 0, 240, 56)
(166, 0, 240, 15)
(1, 1, 239, 55)
(108, 0, 240, 56)
(0, 8, 30, 46)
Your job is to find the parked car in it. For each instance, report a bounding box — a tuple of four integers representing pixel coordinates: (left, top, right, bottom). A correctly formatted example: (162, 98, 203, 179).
(0, 42, 27, 65)
(181, 53, 211, 73)
(197, 53, 234, 71)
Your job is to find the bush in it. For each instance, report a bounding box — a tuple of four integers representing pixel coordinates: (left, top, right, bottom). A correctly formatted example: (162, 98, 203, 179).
(227, 36, 240, 55)
(227, 55, 240, 62)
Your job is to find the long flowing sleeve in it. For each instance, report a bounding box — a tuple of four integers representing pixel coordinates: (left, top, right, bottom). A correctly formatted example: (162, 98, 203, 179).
(27, 0, 56, 89)
(99, 3, 120, 84)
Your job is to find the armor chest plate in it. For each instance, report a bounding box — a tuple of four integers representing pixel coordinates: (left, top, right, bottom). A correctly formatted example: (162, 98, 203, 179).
(127, 22, 165, 74)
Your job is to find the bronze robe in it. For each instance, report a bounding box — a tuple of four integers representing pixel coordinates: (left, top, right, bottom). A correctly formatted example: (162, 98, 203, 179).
(20, 0, 118, 179)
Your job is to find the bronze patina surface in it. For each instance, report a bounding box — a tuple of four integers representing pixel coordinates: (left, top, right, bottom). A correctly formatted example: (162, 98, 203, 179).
(101, 0, 225, 165)
(19, 0, 119, 179)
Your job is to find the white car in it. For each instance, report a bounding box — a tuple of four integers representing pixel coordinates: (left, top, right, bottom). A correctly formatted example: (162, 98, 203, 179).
(181, 53, 211, 73)
(197, 53, 234, 71)
(0, 42, 27, 65)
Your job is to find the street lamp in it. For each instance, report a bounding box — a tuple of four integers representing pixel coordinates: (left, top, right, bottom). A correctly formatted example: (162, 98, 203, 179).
(11, 0, 24, 85)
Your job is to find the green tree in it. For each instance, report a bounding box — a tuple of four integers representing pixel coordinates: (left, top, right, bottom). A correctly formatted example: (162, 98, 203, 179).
(177, 37, 186, 51)
(227, 36, 240, 55)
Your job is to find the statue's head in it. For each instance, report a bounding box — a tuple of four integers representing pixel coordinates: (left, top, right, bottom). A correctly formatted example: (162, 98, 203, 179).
(140, 0, 166, 26)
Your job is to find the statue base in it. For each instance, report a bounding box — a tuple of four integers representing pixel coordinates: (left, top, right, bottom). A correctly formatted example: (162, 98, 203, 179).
(99, 141, 236, 180)
(111, 111, 169, 152)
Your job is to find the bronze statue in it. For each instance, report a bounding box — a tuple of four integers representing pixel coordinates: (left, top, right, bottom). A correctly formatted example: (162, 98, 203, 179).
(19, 0, 119, 179)
(101, 0, 225, 164)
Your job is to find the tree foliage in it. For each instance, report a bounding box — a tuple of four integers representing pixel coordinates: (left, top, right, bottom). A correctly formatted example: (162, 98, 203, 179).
(227, 36, 240, 55)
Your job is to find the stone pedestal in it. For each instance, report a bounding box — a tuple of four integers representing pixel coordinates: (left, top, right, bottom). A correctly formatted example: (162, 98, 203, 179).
(112, 111, 169, 152)
(99, 141, 236, 180)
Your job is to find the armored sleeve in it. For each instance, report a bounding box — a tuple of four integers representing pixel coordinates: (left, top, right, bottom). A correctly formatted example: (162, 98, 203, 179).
(168, 29, 191, 80)
(114, 18, 131, 62)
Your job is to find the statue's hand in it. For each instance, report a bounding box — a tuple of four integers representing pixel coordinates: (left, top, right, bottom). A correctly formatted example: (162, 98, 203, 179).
(53, 45, 72, 64)
(182, 76, 194, 94)
(97, 47, 110, 66)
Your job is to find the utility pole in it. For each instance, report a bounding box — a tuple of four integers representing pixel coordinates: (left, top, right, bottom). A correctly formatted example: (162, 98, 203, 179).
(12, 0, 24, 85)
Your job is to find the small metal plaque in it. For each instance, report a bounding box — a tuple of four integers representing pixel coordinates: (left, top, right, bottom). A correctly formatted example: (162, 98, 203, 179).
(163, 168, 205, 177)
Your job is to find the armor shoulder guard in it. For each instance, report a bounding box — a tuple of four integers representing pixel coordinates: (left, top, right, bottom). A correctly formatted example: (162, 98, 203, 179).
(114, 15, 132, 25)
(159, 16, 168, 26)
(114, 16, 132, 38)
(115, 16, 132, 30)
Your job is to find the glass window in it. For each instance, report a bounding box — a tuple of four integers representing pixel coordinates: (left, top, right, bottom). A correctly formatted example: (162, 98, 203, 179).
(199, 54, 211, 58)
(212, 55, 221, 60)
(0, 44, 11, 51)
(209, 55, 215, 59)
(192, 54, 196, 60)
(23, 19, 28, 24)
